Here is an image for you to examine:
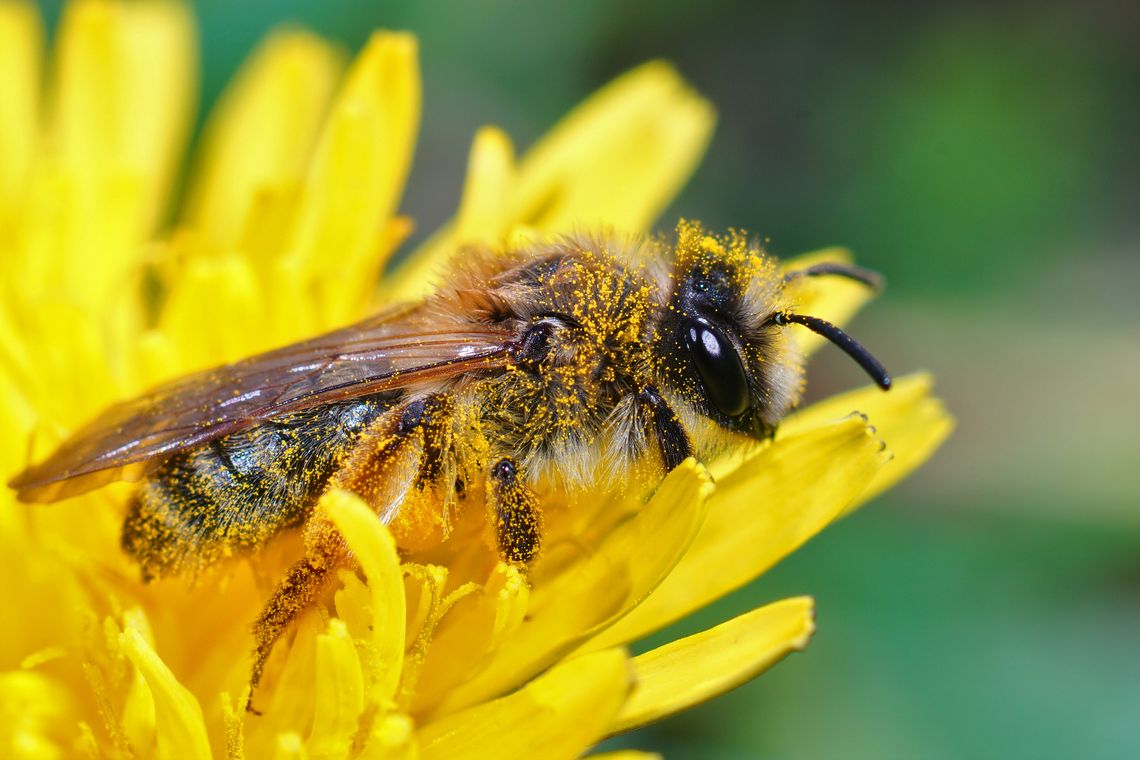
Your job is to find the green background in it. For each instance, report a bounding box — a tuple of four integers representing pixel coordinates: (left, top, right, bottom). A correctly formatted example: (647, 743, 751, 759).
(42, 1, 1140, 757)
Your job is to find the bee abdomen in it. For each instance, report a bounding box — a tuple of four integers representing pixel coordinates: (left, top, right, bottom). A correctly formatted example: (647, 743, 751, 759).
(122, 396, 391, 578)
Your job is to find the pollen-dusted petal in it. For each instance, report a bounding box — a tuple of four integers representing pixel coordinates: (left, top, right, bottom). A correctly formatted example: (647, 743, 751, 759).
(323, 489, 407, 706)
(782, 372, 954, 510)
(780, 248, 875, 357)
(184, 30, 345, 251)
(487, 562, 530, 648)
(50, 0, 196, 236)
(221, 692, 246, 760)
(434, 460, 712, 716)
(306, 618, 364, 759)
(388, 61, 713, 299)
(283, 31, 420, 328)
(609, 597, 815, 734)
(0, 0, 41, 218)
(118, 626, 211, 760)
(585, 415, 887, 650)
(418, 649, 632, 760)
(409, 562, 529, 713)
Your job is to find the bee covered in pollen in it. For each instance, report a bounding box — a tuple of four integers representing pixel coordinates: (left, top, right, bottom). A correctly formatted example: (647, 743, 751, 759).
(8, 220, 891, 703)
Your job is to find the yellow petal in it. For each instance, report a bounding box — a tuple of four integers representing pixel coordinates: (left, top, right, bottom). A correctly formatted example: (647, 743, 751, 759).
(782, 371, 954, 510)
(184, 29, 345, 250)
(119, 611, 158, 752)
(0, 670, 71, 760)
(386, 126, 515, 301)
(435, 460, 712, 715)
(586, 414, 888, 650)
(409, 562, 529, 713)
(387, 61, 713, 300)
(455, 126, 516, 242)
(307, 618, 364, 759)
(50, 0, 196, 235)
(118, 627, 211, 760)
(283, 31, 420, 327)
(261, 613, 321, 737)
(418, 649, 632, 760)
(0, 0, 42, 218)
(609, 597, 814, 734)
(332, 570, 373, 647)
(510, 61, 713, 232)
(157, 255, 263, 371)
(780, 248, 876, 356)
(17, 298, 123, 421)
(323, 489, 406, 706)
(274, 732, 310, 760)
(356, 713, 417, 760)
(589, 753, 662, 760)
(0, 366, 36, 479)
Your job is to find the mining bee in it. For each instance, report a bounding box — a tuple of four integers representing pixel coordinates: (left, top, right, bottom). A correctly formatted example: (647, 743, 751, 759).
(9, 221, 891, 700)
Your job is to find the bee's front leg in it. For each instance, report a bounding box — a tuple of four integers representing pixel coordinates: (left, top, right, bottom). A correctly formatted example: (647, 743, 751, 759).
(486, 457, 542, 565)
(639, 385, 693, 471)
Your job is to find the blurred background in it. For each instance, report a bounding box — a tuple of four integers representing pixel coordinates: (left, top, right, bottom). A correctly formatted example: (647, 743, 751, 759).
(40, 0, 1140, 757)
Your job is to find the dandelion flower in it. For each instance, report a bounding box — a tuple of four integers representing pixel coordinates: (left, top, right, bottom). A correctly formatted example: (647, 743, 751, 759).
(0, 2, 952, 758)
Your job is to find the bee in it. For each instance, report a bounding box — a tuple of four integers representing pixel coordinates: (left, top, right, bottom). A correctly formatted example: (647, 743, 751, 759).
(9, 221, 890, 700)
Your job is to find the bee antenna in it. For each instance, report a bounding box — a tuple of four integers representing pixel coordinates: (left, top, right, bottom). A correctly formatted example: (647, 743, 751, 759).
(785, 262, 884, 290)
(772, 312, 892, 390)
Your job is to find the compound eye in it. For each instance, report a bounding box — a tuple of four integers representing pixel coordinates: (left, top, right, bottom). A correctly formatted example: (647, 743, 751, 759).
(683, 317, 751, 418)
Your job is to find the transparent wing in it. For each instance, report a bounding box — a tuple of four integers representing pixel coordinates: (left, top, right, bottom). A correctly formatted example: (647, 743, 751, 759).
(10, 305, 514, 501)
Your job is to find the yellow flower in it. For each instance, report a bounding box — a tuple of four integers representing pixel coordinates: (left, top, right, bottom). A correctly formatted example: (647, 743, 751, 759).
(0, 2, 952, 759)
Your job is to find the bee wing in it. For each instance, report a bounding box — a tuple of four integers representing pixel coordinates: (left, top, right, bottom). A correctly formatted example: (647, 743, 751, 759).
(10, 305, 515, 502)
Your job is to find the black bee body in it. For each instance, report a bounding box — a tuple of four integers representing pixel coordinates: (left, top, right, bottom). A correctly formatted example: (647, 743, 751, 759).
(122, 395, 394, 578)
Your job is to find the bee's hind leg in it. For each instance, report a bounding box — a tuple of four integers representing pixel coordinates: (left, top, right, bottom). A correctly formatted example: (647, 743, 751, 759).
(246, 393, 458, 711)
(486, 457, 542, 565)
(247, 517, 346, 712)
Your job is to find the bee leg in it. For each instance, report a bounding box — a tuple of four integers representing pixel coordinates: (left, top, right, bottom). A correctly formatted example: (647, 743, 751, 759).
(486, 457, 542, 565)
(639, 386, 693, 471)
(247, 395, 457, 711)
(247, 515, 346, 712)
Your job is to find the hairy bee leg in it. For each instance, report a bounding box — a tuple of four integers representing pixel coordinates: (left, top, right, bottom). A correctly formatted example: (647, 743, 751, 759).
(330, 394, 456, 510)
(487, 458, 542, 565)
(247, 394, 460, 712)
(248, 518, 346, 712)
(639, 386, 693, 471)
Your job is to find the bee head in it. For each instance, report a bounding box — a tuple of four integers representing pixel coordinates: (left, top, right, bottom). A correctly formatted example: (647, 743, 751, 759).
(655, 221, 890, 443)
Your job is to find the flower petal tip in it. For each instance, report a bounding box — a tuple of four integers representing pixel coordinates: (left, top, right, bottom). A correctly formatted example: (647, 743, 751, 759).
(608, 596, 818, 735)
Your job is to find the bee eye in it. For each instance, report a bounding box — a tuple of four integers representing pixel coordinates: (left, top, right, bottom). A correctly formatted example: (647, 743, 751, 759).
(683, 318, 751, 418)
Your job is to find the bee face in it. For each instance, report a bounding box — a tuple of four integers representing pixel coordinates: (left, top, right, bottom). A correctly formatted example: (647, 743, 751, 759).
(653, 226, 802, 443)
